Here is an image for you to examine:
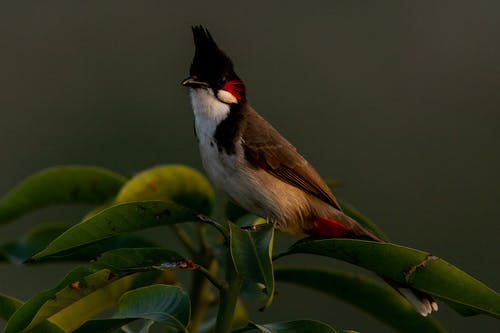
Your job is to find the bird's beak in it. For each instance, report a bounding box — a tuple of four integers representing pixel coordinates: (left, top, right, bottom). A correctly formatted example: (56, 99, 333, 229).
(181, 76, 209, 88)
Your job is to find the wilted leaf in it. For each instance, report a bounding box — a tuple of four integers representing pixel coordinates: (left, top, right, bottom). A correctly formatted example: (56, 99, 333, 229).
(29, 201, 195, 261)
(115, 165, 214, 215)
(277, 239, 500, 319)
(229, 223, 275, 309)
(275, 267, 446, 333)
(0, 166, 126, 224)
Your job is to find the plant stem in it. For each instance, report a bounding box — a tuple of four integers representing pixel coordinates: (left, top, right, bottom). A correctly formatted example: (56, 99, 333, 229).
(196, 263, 225, 290)
(196, 213, 229, 241)
(214, 252, 242, 333)
(197, 224, 210, 253)
(189, 258, 218, 333)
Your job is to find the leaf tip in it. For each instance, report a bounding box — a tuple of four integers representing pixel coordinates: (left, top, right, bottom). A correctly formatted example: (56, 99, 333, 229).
(23, 257, 37, 264)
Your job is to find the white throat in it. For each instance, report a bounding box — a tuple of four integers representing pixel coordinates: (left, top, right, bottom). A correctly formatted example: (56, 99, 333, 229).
(190, 88, 230, 121)
(190, 88, 231, 139)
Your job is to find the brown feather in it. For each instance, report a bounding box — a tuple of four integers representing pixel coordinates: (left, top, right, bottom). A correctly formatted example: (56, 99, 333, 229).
(241, 105, 342, 211)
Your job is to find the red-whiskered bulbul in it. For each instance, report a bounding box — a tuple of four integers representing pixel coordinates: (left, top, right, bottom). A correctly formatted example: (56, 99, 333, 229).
(182, 26, 437, 316)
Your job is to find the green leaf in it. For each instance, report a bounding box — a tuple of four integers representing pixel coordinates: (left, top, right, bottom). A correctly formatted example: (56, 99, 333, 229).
(0, 224, 69, 264)
(229, 222, 275, 309)
(115, 165, 214, 215)
(116, 285, 190, 327)
(198, 299, 248, 333)
(23, 270, 139, 332)
(73, 318, 132, 333)
(275, 267, 446, 333)
(94, 247, 184, 274)
(277, 239, 500, 319)
(0, 292, 23, 321)
(29, 201, 195, 261)
(0, 224, 158, 264)
(338, 201, 389, 241)
(8, 267, 163, 333)
(225, 201, 249, 222)
(0, 166, 127, 224)
(75, 285, 190, 333)
(5, 266, 98, 333)
(27, 321, 66, 333)
(46, 272, 157, 333)
(249, 320, 337, 333)
(66, 234, 159, 262)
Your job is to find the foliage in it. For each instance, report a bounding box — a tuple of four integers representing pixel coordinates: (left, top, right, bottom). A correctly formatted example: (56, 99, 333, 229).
(0, 164, 498, 332)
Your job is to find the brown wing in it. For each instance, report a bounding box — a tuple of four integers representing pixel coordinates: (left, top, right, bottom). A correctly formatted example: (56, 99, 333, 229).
(241, 106, 342, 211)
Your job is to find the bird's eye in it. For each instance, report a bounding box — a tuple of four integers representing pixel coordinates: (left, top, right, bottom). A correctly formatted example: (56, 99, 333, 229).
(218, 77, 226, 87)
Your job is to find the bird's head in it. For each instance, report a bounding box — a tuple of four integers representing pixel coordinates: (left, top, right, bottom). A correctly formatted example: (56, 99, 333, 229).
(182, 26, 246, 105)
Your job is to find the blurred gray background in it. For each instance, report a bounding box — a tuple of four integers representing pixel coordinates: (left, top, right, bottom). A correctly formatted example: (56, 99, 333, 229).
(0, 1, 499, 332)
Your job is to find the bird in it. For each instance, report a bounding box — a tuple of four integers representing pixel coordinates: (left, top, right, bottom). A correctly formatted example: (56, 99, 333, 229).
(182, 25, 437, 316)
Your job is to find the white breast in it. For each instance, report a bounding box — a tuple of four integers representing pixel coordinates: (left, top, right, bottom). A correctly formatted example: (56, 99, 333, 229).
(189, 89, 267, 213)
(188, 88, 312, 232)
(190, 88, 236, 188)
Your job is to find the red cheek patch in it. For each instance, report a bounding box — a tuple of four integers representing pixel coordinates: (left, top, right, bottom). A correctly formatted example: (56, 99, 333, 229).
(308, 217, 351, 238)
(222, 80, 245, 101)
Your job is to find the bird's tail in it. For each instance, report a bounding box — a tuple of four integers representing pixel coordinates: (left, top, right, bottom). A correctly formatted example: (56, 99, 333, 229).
(307, 215, 385, 242)
(385, 279, 438, 316)
(307, 214, 438, 316)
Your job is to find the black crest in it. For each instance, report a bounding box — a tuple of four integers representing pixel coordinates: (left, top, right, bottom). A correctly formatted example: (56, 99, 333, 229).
(190, 26, 239, 87)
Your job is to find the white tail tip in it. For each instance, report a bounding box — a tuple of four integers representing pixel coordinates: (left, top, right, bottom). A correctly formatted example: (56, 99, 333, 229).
(398, 288, 438, 316)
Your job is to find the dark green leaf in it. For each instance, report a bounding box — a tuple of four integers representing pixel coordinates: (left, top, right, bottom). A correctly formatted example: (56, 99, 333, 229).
(275, 267, 446, 333)
(27, 321, 66, 333)
(116, 285, 190, 326)
(0, 224, 69, 264)
(115, 165, 214, 215)
(277, 239, 500, 319)
(197, 299, 248, 333)
(225, 201, 249, 222)
(29, 200, 195, 261)
(0, 166, 127, 224)
(66, 234, 159, 262)
(94, 247, 184, 274)
(0, 292, 23, 321)
(229, 222, 275, 309)
(73, 318, 133, 333)
(75, 285, 190, 333)
(1, 224, 157, 264)
(249, 320, 337, 333)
